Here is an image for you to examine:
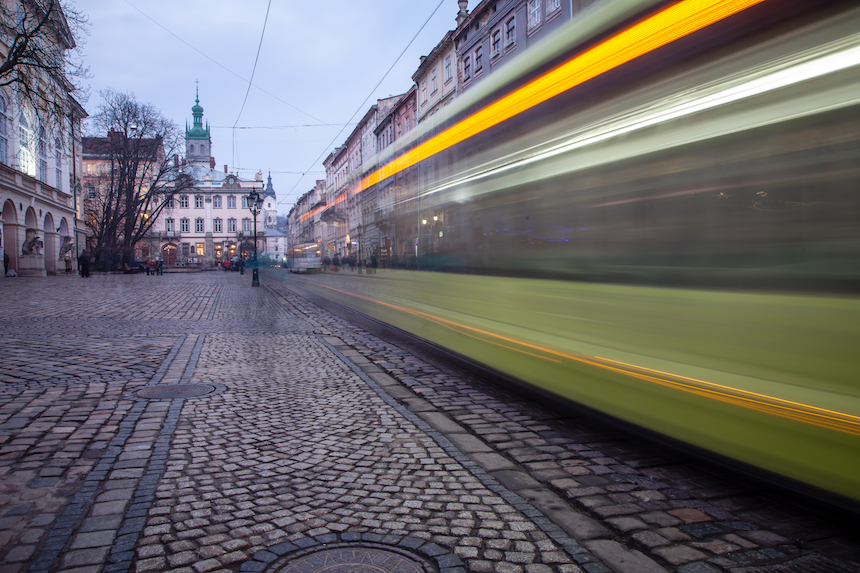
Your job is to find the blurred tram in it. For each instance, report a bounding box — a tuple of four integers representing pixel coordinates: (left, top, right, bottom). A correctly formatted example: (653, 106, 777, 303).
(292, 0, 860, 504)
(287, 243, 323, 273)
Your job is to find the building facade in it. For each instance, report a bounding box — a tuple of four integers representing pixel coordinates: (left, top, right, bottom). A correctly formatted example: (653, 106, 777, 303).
(414, 32, 457, 124)
(0, 4, 86, 277)
(148, 96, 267, 267)
(456, 0, 572, 93)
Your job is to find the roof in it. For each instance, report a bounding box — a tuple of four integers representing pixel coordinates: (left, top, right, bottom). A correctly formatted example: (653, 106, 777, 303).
(82, 135, 161, 160)
(412, 31, 455, 82)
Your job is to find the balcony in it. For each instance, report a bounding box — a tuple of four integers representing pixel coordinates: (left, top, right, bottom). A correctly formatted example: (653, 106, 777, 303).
(320, 206, 345, 224)
(153, 231, 181, 240)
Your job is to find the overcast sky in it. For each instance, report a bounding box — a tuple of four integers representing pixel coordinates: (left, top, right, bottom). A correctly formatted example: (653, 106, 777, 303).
(80, 0, 460, 215)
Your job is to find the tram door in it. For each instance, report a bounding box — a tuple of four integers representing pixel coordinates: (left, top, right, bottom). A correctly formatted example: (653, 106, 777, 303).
(162, 244, 177, 265)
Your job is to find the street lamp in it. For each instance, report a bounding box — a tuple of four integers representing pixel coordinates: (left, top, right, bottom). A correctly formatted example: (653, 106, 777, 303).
(246, 187, 263, 287)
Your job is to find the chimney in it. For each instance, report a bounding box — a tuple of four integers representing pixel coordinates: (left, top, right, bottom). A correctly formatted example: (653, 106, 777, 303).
(224, 164, 228, 174)
(456, 0, 469, 26)
(210, 157, 215, 169)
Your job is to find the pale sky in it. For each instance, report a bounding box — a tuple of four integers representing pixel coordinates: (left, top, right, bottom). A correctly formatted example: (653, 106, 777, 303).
(79, 0, 460, 215)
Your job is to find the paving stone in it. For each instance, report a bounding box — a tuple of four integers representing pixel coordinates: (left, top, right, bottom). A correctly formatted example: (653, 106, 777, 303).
(1, 272, 857, 573)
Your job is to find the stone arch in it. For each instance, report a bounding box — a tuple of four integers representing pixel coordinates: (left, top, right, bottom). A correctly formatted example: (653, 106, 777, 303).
(24, 206, 38, 229)
(162, 243, 177, 265)
(239, 241, 255, 259)
(43, 212, 57, 274)
(2, 199, 18, 274)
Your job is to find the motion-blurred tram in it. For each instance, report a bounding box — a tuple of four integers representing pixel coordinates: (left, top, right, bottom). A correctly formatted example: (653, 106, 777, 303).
(292, 0, 860, 504)
(287, 243, 323, 273)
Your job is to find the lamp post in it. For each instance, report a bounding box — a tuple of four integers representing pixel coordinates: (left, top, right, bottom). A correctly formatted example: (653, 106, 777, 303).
(246, 187, 263, 287)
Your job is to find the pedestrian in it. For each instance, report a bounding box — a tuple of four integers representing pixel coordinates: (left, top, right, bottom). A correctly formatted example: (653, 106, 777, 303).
(156, 258, 163, 275)
(238, 258, 244, 275)
(79, 251, 90, 277)
(4, 251, 8, 275)
(64, 255, 72, 274)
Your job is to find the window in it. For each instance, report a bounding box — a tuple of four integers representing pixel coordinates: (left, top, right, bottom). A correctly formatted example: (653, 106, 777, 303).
(18, 105, 35, 177)
(55, 138, 62, 190)
(227, 195, 236, 209)
(0, 95, 7, 165)
(506, 17, 516, 45)
(196, 243, 204, 256)
(195, 218, 204, 232)
(475, 46, 483, 72)
(195, 195, 203, 208)
(431, 69, 437, 94)
(405, 116, 410, 132)
(180, 218, 189, 233)
(228, 218, 236, 232)
(213, 218, 222, 232)
(166, 199, 174, 209)
(38, 127, 47, 183)
(492, 30, 501, 56)
(213, 195, 221, 208)
(242, 218, 251, 232)
(444, 55, 452, 82)
(165, 218, 175, 232)
(463, 56, 471, 80)
(242, 196, 249, 209)
(528, 0, 541, 29)
(179, 196, 189, 208)
(548, 0, 561, 12)
(181, 243, 190, 257)
(421, 81, 426, 105)
(189, 144, 194, 154)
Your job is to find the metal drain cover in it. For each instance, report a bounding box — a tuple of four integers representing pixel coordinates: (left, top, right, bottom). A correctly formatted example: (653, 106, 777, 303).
(135, 384, 215, 400)
(273, 547, 432, 573)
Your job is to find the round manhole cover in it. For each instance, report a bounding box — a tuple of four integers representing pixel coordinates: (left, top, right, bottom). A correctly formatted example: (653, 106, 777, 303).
(273, 547, 432, 573)
(135, 384, 215, 400)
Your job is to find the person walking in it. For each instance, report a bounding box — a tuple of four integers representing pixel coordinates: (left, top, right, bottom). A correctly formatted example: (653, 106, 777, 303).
(79, 251, 90, 277)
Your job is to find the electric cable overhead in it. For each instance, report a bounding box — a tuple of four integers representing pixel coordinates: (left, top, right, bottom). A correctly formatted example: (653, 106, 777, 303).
(232, 0, 273, 173)
(124, 0, 338, 129)
(280, 0, 447, 206)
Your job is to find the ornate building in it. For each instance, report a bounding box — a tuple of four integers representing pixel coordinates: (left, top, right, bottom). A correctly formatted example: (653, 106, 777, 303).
(146, 94, 266, 267)
(0, 5, 86, 277)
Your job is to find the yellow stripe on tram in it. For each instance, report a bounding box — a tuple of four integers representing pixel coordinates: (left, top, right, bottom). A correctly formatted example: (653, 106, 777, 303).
(360, 0, 767, 192)
(314, 282, 860, 436)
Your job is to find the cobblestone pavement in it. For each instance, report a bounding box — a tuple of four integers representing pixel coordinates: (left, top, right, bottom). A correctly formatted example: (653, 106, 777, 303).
(0, 271, 857, 573)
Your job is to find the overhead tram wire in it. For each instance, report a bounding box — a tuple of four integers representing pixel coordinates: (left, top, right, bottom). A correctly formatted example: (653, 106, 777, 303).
(124, 0, 339, 130)
(279, 0, 446, 208)
(232, 0, 273, 173)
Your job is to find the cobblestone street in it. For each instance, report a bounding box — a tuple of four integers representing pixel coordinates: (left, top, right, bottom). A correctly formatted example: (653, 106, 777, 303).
(0, 271, 858, 573)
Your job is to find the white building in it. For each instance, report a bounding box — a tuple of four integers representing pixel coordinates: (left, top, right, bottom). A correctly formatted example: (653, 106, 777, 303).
(0, 4, 86, 277)
(147, 95, 267, 267)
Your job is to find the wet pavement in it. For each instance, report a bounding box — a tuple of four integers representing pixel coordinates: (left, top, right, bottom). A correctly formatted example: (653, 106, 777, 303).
(0, 270, 858, 573)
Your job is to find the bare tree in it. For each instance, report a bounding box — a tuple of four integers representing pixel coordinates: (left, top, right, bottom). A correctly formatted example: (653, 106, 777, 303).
(85, 90, 194, 269)
(0, 0, 90, 116)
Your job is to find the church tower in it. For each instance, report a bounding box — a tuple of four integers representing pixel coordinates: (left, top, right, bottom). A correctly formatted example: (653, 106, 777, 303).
(263, 172, 277, 229)
(185, 89, 212, 167)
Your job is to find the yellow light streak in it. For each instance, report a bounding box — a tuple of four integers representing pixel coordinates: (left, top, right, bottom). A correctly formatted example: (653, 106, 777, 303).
(359, 0, 766, 193)
(313, 282, 860, 436)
